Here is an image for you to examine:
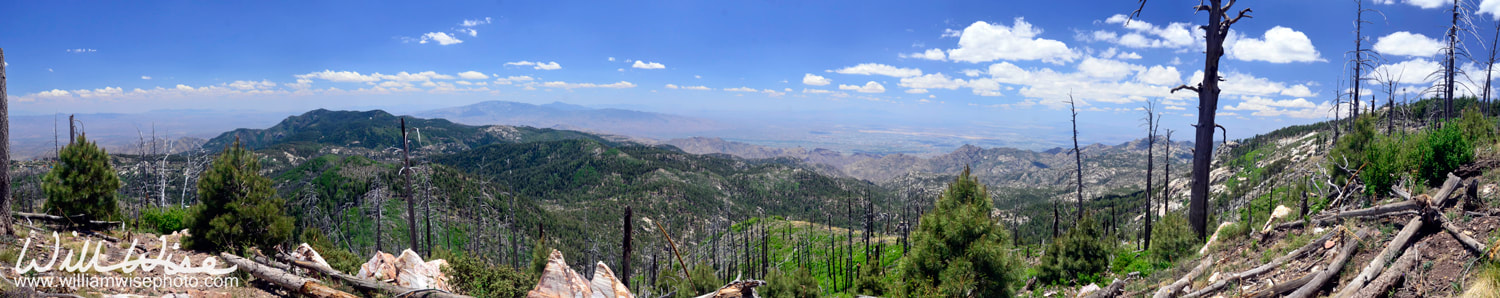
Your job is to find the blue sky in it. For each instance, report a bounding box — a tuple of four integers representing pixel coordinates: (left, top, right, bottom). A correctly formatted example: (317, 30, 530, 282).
(4, 0, 1500, 146)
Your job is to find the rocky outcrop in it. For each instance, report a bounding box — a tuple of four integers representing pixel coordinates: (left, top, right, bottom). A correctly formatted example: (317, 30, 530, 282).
(355, 249, 453, 293)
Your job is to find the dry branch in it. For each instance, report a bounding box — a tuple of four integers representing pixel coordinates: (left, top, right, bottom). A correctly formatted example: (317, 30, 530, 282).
(1152, 254, 1213, 298)
(220, 253, 359, 298)
(1247, 273, 1315, 298)
(12, 212, 121, 228)
(1180, 229, 1338, 298)
(1286, 228, 1372, 298)
(1334, 216, 1423, 298)
(1352, 246, 1421, 297)
(1273, 201, 1418, 230)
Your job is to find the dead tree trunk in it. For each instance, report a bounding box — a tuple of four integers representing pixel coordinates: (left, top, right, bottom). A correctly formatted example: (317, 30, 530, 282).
(402, 118, 419, 255)
(1445, 0, 1459, 120)
(621, 206, 633, 287)
(1352, 246, 1421, 297)
(1286, 228, 1372, 298)
(0, 48, 10, 236)
(1334, 216, 1423, 298)
(1152, 254, 1213, 298)
(1145, 0, 1251, 240)
(1070, 94, 1084, 224)
(1143, 101, 1158, 249)
(220, 253, 360, 298)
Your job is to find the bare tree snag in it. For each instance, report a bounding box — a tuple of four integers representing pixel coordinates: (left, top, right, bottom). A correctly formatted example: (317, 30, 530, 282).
(1136, 0, 1253, 240)
(1143, 101, 1159, 249)
(401, 118, 419, 255)
(621, 206, 633, 288)
(0, 48, 9, 236)
(1070, 94, 1084, 224)
(1181, 229, 1339, 298)
(1352, 246, 1421, 297)
(654, 219, 691, 280)
(1335, 216, 1423, 298)
(1286, 228, 1372, 298)
(1152, 254, 1213, 298)
(220, 253, 359, 298)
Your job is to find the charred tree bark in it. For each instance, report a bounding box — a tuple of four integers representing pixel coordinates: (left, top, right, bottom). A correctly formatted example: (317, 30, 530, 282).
(401, 118, 419, 255)
(1143, 102, 1158, 249)
(621, 206, 633, 287)
(0, 48, 10, 236)
(1070, 95, 1084, 224)
(1445, 0, 1460, 120)
(1145, 0, 1251, 240)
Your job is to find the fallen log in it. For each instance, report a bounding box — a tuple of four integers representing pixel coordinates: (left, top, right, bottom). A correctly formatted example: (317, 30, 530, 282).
(1428, 173, 1464, 210)
(13, 212, 121, 228)
(1083, 278, 1126, 298)
(1286, 228, 1372, 298)
(276, 253, 470, 298)
(1334, 216, 1423, 298)
(1247, 272, 1316, 298)
(1274, 202, 1418, 230)
(1180, 229, 1339, 298)
(1152, 254, 1213, 298)
(1439, 217, 1489, 256)
(220, 253, 359, 298)
(1353, 245, 1421, 297)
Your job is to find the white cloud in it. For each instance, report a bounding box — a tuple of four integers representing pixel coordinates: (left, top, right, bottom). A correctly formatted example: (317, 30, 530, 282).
(1370, 58, 1443, 85)
(379, 71, 455, 81)
(140, 76, 152, 80)
(1228, 26, 1324, 63)
(65, 48, 97, 53)
(1402, 0, 1447, 9)
(802, 88, 834, 94)
(505, 61, 562, 70)
(665, 84, 710, 90)
(1187, 70, 1321, 98)
(802, 73, 832, 86)
(1117, 52, 1142, 59)
(1077, 57, 1140, 80)
(838, 81, 887, 93)
(608, 57, 616, 61)
(900, 48, 946, 61)
(35, 89, 71, 97)
(494, 76, 535, 85)
(419, 32, 463, 45)
(1135, 65, 1181, 86)
(1372, 32, 1444, 57)
(1223, 96, 1334, 119)
(725, 87, 758, 92)
(944, 18, 1078, 63)
(1094, 14, 1196, 49)
(831, 63, 922, 77)
(227, 80, 277, 90)
(899, 73, 966, 90)
(1483, 0, 1500, 19)
(457, 71, 489, 80)
(905, 88, 929, 94)
(540, 81, 636, 89)
(460, 17, 493, 27)
(632, 61, 666, 69)
(297, 70, 383, 82)
(762, 89, 787, 97)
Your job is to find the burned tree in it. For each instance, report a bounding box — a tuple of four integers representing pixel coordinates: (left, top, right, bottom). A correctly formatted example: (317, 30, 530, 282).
(1142, 101, 1160, 249)
(1349, 0, 1381, 120)
(1069, 94, 1084, 224)
(1132, 0, 1252, 239)
(401, 118, 419, 254)
(0, 48, 9, 236)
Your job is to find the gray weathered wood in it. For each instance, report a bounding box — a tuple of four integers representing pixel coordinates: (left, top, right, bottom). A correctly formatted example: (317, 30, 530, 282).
(1181, 229, 1338, 298)
(1335, 216, 1422, 298)
(1353, 245, 1421, 297)
(1153, 254, 1213, 298)
(1287, 228, 1372, 298)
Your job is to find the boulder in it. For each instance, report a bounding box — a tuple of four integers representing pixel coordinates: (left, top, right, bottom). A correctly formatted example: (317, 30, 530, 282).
(355, 249, 453, 292)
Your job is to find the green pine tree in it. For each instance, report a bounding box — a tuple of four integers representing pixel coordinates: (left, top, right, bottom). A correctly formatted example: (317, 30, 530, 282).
(185, 140, 293, 253)
(893, 166, 1021, 297)
(1038, 214, 1109, 285)
(42, 134, 121, 220)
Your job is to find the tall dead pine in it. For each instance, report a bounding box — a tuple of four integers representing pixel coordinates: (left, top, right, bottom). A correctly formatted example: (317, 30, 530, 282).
(1133, 0, 1252, 239)
(0, 48, 10, 236)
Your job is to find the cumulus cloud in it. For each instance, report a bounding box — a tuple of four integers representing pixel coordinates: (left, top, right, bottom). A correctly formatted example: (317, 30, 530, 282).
(1483, 0, 1500, 19)
(493, 76, 535, 85)
(140, 76, 152, 80)
(1400, 0, 1447, 9)
(802, 89, 835, 94)
(665, 84, 711, 90)
(65, 48, 98, 53)
(1228, 26, 1324, 63)
(944, 18, 1078, 63)
(632, 61, 666, 69)
(456, 71, 489, 80)
(419, 32, 463, 45)
(1372, 32, 1444, 57)
(1091, 14, 1196, 49)
(1223, 96, 1335, 119)
(1135, 65, 1181, 86)
(540, 81, 636, 89)
(838, 81, 887, 93)
(227, 80, 277, 90)
(1370, 58, 1443, 85)
(900, 48, 947, 61)
(724, 87, 759, 92)
(803, 73, 832, 86)
(831, 63, 922, 77)
(505, 61, 562, 70)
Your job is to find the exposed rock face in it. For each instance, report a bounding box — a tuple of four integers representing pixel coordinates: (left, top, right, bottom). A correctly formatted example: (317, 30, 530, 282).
(588, 261, 634, 298)
(527, 249, 597, 298)
(355, 249, 453, 292)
